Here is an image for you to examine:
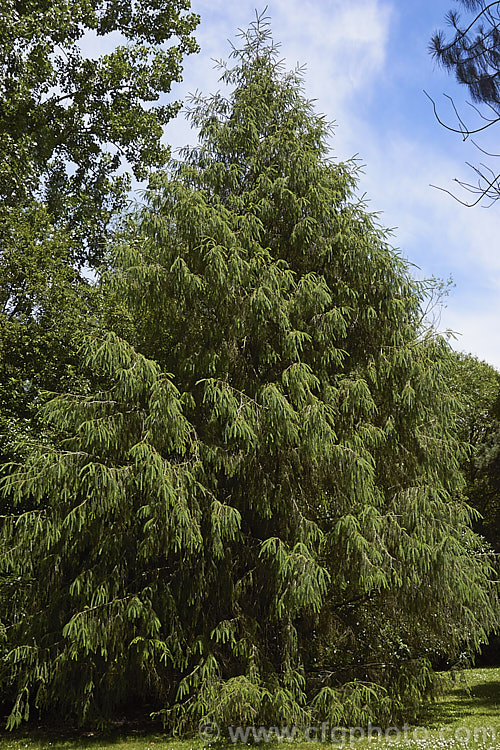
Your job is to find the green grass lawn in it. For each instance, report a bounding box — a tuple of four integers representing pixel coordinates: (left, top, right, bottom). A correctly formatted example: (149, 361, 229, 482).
(347, 666, 500, 749)
(0, 667, 498, 750)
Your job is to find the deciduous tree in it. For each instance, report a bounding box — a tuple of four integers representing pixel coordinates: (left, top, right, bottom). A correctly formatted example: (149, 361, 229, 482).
(449, 352, 500, 550)
(0, 0, 199, 468)
(0, 0, 199, 261)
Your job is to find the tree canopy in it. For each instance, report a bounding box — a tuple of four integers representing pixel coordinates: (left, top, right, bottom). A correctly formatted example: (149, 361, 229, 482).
(1, 15, 499, 733)
(0, 0, 199, 261)
(449, 352, 500, 551)
(430, 0, 500, 205)
(0, 0, 199, 472)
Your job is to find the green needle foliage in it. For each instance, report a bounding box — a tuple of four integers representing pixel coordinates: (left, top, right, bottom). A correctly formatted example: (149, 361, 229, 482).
(1, 14, 499, 732)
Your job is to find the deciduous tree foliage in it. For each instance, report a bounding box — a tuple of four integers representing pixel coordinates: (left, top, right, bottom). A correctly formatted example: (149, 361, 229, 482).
(449, 352, 500, 551)
(1, 16, 498, 731)
(0, 203, 98, 471)
(0, 0, 199, 261)
(0, 0, 199, 470)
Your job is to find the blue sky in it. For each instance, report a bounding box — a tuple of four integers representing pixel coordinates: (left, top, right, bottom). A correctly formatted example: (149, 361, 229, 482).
(158, 0, 500, 370)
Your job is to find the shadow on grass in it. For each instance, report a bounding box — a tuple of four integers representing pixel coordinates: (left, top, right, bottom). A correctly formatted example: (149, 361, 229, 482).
(0, 723, 168, 750)
(467, 680, 500, 705)
(419, 678, 500, 729)
(1, 671, 499, 748)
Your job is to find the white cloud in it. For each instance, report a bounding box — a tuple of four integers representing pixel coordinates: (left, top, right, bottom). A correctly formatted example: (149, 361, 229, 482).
(445, 306, 500, 370)
(351, 128, 500, 368)
(269, 0, 391, 100)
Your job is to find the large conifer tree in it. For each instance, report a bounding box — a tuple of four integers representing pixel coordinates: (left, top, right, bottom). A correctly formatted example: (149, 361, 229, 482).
(1, 15, 498, 731)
